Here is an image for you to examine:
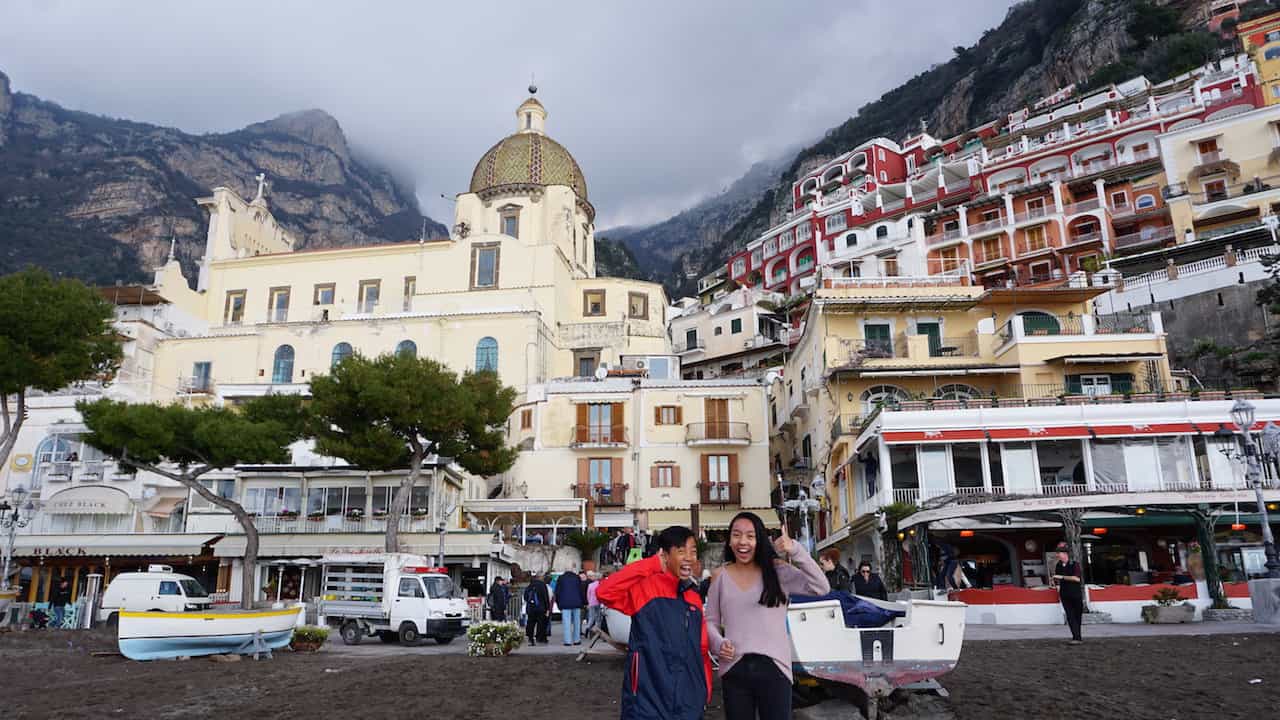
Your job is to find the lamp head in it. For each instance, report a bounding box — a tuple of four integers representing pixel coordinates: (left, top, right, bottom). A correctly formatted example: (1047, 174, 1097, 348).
(1231, 399, 1256, 433)
(10, 486, 27, 503)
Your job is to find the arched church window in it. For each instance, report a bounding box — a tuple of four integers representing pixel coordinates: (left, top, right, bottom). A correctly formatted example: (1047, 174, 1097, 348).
(272, 345, 295, 384)
(475, 337, 498, 372)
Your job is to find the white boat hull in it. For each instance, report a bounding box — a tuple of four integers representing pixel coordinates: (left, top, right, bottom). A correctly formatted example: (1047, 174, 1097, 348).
(787, 598, 966, 697)
(118, 605, 303, 661)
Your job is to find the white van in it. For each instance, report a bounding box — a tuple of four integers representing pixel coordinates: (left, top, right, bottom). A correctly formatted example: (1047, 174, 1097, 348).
(99, 565, 213, 623)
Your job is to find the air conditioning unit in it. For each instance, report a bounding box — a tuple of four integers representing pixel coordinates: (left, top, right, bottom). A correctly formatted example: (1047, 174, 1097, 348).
(634, 359, 648, 370)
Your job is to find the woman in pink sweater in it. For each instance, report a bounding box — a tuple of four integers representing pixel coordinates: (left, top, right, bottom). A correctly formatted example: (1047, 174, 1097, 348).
(705, 511, 829, 720)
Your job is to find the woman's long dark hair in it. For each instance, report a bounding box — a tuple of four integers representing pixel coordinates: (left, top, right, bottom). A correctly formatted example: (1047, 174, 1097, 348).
(723, 511, 787, 608)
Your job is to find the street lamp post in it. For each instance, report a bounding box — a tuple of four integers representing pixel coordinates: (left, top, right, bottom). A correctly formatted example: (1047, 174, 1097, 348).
(1229, 399, 1280, 579)
(1, 486, 36, 592)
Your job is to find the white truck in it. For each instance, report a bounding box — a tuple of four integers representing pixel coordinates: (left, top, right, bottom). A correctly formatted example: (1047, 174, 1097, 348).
(317, 553, 470, 645)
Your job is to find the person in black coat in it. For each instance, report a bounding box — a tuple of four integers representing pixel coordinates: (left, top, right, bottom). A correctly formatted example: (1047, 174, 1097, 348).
(49, 578, 72, 628)
(819, 549, 852, 592)
(554, 568, 586, 645)
(487, 577, 510, 621)
(852, 562, 889, 601)
(523, 575, 551, 645)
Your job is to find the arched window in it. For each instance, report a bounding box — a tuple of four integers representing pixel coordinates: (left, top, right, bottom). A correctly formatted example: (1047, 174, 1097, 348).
(395, 340, 417, 357)
(876, 225, 889, 239)
(1018, 310, 1060, 335)
(934, 384, 982, 401)
(860, 385, 909, 413)
(1135, 194, 1156, 209)
(33, 435, 75, 488)
(272, 345, 295, 384)
(795, 251, 814, 270)
(475, 337, 498, 372)
(330, 342, 353, 369)
(1267, 47, 1280, 61)
(844, 232, 858, 248)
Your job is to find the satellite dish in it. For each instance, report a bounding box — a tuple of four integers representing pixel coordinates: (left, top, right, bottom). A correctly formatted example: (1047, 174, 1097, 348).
(594, 366, 608, 381)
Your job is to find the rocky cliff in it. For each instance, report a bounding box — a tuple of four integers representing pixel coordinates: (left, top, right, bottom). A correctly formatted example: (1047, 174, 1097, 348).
(624, 0, 1221, 297)
(0, 70, 446, 285)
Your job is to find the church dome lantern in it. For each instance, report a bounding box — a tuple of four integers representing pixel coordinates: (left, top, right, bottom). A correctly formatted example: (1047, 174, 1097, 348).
(468, 91, 593, 220)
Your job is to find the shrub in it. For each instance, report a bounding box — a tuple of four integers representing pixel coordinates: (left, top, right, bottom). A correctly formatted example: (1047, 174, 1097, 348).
(1152, 587, 1183, 606)
(291, 625, 329, 649)
(466, 621, 524, 657)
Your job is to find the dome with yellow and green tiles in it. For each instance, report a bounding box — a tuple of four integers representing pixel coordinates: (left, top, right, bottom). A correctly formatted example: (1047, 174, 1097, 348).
(469, 94, 588, 203)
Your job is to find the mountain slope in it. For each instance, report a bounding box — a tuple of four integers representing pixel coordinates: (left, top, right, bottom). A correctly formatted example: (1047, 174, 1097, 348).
(0, 69, 447, 285)
(627, 0, 1221, 297)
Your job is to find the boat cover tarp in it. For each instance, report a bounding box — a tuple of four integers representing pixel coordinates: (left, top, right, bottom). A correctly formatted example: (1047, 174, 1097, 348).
(791, 591, 905, 629)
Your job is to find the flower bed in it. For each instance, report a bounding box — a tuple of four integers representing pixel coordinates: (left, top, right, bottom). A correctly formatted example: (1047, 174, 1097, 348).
(291, 625, 329, 652)
(466, 621, 523, 657)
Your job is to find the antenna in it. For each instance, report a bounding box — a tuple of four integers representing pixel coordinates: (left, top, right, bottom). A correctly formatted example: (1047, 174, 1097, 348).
(419, 217, 427, 244)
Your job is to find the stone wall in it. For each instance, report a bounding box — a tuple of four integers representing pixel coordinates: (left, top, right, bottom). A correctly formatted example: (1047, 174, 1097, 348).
(506, 543, 582, 578)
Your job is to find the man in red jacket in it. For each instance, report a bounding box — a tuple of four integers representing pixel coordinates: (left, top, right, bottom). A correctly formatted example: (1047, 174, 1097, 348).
(596, 526, 709, 720)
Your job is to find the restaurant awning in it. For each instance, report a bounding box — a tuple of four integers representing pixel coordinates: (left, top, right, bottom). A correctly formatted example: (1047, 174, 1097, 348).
(142, 496, 186, 519)
(883, 421, 1203, 444)
(12, 533, 221, 558)
(213, 531, 500, 560)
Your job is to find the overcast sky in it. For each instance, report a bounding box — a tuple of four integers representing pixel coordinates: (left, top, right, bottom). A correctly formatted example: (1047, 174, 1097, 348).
(3, 1, 1018, 228)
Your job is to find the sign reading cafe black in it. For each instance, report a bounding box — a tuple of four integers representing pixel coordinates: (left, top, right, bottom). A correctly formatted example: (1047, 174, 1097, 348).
(28, 547, 90, 557)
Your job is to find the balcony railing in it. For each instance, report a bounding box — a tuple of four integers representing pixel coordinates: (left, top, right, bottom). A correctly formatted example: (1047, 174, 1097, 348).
(830, 413, 865, 440)
(1014, 235, 1054, 257)
(967, 216, 1007, 235)
(686, 422, 751, 444)
(699, 482, 742, 505)
(922, 335, 979, 358)
(675, 338, 706, 353)
(973, 243, 1008, 266)
(1062, 198, 1101, 215)
(839, 338, 895, 362)
(249, 514, 438, 534)
(1114, 225, 1175, 249)
(570, 426, 628, 447)
(575, 484, 628, 507)
(878, 475, 1278, 510)
(1183, 175, 1280, 206)
(926, 227, 966, 246)
(1012, 205, 1052, 224)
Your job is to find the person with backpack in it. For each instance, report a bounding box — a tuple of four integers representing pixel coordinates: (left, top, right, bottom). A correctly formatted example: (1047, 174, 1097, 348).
(596, 526, 709, 720)
(554, 566, 586, 645)
(523, 574, 551, 645)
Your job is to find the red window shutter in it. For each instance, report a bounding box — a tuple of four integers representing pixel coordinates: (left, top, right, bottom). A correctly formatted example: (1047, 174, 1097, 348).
(650, 465, 659, 488)
(675, 406, 683, 425)
(728, 454, 740, 504)
(576, 404, 588, 443)
(611, 403, 624, 442)
(672, 465, 681, 488)
(700, 454, 711, 504)
(611, 458, 623, 495)
(654, 406, 662, 425)
(577, 458, 589, 499)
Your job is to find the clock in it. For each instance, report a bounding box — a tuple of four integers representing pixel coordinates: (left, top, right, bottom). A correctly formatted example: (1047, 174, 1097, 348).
(1024, 540, 1037, 553)
(11, 454, 32, 471)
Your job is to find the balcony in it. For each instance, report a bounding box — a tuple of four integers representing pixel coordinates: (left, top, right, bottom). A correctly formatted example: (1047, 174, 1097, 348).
(1014, 235, 1054, 258)
(973, 243, 1008, 267)
(179, 376, 214, 394)
(926, 226, 966, 246)
(1012, 205, 1053, 225)
(1115, 225, 1176, 250)
(574, 484, 628, 507)
(830, 413, 865, 441)
(823, 273, 969, 290)
(923, 335, 979, 358)
(838, 338, 896, 362)
(699, 481, 742, 505)
(249, 514, 438, 534)
(570, 426, 629, 449)
(1062, 198, 1101, 215)
(79, 461, 104, 481)
(675, 338, 706, 354)
(879, 474, 1277, 511)
(1181, 175, 1280, 207)
(1063, 231, 1102, 247)
(967, 216, 1007, 236)
(686, 422, 751, 446)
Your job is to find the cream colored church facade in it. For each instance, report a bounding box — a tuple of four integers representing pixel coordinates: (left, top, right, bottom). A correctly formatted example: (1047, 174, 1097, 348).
(151, 96, 670, 403)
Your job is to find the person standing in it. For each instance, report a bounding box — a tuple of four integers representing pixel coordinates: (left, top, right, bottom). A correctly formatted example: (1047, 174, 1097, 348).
(585, 572, 602, 632)
(50, 577, 72, 629)
(706, 513, 829, 720)
(818, 549, 851, 593)
(488, 577, 510, 622)
(1051, 542, 1085, 644)
(523, 574, 551, 645)
(596, 526, 709, 720)
(555, 567, 586, 645)
(852, 562, 889, 601)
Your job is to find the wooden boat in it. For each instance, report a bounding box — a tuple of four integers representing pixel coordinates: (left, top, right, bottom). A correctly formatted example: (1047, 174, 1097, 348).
(787, 596, 965, 707)
(117, 605, 303, 661)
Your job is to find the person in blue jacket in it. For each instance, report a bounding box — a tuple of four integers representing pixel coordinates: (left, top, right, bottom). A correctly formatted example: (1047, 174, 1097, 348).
(554, 566, 586, 645)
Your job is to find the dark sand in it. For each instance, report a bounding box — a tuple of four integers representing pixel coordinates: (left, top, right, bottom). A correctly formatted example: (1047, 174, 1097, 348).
(3, 629, 1278, 719)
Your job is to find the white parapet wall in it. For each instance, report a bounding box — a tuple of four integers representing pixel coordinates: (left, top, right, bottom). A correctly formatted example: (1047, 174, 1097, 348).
(1098, 245, 1277, 314)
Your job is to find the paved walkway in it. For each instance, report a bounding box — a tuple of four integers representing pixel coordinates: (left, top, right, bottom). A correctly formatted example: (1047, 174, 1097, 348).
(964, 621, 1280, 641)
(321, 622, 620, 658)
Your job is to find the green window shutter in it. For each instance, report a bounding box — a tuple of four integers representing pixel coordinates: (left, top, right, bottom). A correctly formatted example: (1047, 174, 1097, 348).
(1065, 375, 1082, 394)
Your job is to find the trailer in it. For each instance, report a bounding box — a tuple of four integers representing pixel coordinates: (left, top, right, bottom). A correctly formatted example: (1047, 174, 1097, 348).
(317, 553, 470, 646)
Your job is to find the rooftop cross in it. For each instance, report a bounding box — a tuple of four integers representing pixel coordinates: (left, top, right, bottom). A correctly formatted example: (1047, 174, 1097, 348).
(253, 172, 267, 202)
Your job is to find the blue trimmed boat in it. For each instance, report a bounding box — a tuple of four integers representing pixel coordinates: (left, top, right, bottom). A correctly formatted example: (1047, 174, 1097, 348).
(117, 605, 303, 660)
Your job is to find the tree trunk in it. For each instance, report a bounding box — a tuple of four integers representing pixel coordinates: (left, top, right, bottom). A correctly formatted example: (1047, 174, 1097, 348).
(879, 531, 902, 592)
(0, 390, 26, 473)
(1192, 508, 1227, 608)
(1055, 509, 1088, 612)
(385, 444, 424, 553)
(123, 457, 260, 609)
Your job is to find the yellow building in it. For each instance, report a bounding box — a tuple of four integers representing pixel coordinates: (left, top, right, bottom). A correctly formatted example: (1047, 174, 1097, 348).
(773, 271, 1173, 560)
(1239, 11, 1280, 105)
(148, 94, 671, 404)
(477, 375, 775, 537)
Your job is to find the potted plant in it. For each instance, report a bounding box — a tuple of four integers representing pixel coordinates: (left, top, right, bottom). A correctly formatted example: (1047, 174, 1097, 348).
(290, 625, 329, 652)
(411, 507, 430, 519)
(278, 509, 300, 520)
(565, 529, 611, 570)
(1141, 587, 1195, 624)
(346, 508, 365, 521)
(307, 512, 325, 522)
(466, 621, 524, 657)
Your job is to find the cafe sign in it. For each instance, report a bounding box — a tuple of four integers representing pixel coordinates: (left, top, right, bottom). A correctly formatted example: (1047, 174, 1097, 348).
(43, 486, 133, 515)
